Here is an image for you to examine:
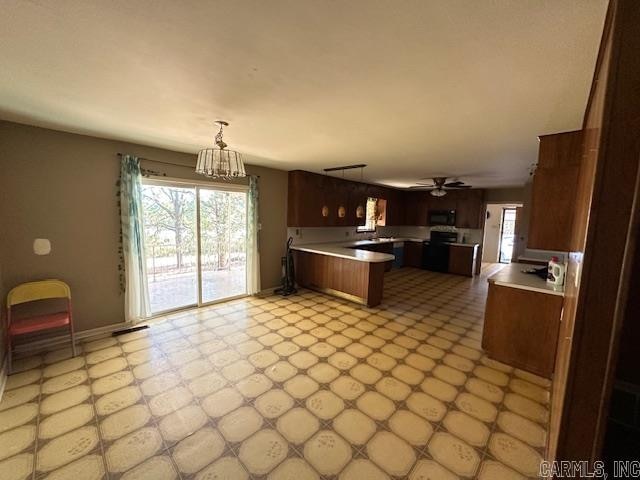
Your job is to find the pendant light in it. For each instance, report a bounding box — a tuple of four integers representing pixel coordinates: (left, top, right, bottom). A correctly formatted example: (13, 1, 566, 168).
(321, 172, 329, 217)
(196, 121, 246, 179)
(356, 166, 365, 219)
(338, 169, 346, 218)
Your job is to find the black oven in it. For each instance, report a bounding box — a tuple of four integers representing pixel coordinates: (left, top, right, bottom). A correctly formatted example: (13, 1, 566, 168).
(428, 209, 456, 226)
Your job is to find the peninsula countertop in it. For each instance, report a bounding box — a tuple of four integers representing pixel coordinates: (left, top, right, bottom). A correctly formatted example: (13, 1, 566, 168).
(488, 263, 564, 296)
(291, 237, 479, 263)
(291, 237, 414, 263)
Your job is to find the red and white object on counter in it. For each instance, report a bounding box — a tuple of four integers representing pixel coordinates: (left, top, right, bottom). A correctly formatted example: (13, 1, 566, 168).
(547, 256, 566, 286)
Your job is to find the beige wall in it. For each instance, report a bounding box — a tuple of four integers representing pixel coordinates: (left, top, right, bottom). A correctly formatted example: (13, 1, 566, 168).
(484, 187, 525, 203)
(0, 258, 5, 370)
(0, 121, 288, 333)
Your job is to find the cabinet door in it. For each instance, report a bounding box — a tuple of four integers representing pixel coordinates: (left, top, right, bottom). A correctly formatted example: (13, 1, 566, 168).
(448, 245, 476, 276)
(482, 283, 563, 378)
(403, 241, 423, 267)
(537, 131, 583, 169)
(288, 171, 335, 227)
(455, 189, 484, 229)
(528, 166, 579, 251)
(405, 192, 429, 226)
(384, 189, 405, 226)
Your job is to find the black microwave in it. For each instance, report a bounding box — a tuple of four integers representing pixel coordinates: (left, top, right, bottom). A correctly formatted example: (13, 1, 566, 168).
(428, 209, 456, 226)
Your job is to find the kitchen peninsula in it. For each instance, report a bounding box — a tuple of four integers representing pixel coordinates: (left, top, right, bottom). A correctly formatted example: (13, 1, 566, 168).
(292, 237, 479, 306)
(292, 239, 397, 307)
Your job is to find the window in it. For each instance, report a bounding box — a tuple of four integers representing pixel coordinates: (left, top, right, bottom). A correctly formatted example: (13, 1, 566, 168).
(357, 197, 385, 232)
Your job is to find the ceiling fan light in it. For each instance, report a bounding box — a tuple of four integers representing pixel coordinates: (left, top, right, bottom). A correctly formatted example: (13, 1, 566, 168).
(430, 189, 447, 197)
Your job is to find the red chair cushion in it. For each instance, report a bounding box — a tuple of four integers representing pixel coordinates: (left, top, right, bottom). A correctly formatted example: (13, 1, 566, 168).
(9, 312, 71, 336)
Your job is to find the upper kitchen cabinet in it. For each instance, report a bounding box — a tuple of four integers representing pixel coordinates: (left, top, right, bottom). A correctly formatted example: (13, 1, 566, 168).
(420, 189, 485, 228)
(288, 170, 335, 227)
(455, 189, 485, 229)
(382, 188, 405, 226)
(288, 170, 374, 227)
(404, 191, 429, 226)
(528, 131, 583, 251)
(427, 191, 457, 212)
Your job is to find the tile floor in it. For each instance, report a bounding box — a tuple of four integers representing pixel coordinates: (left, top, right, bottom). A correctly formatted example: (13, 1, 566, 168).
(0, 267, 551, 479)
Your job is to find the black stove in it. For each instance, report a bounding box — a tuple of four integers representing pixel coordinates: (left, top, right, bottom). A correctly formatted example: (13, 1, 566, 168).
(422, 231, 458, 272)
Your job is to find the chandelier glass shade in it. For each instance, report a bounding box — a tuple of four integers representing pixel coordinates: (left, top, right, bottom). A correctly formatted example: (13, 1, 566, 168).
(196, 121, 246, 179)
(430, 188, 447, 197)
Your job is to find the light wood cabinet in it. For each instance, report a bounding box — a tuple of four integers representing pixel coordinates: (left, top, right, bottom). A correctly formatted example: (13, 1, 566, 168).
(528, 131, 582, 251)
(482, 283, 563, 378)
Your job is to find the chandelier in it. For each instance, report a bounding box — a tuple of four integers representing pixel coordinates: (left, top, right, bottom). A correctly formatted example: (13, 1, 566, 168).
(196, 121, 246, 179)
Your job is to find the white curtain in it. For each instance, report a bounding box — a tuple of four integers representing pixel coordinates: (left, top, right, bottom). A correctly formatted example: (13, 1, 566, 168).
(120, 155, 151, 322)
(247, 176, 261, 294)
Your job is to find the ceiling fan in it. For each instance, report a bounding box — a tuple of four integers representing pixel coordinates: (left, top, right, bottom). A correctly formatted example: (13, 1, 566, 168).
(409, 177, 472, 197)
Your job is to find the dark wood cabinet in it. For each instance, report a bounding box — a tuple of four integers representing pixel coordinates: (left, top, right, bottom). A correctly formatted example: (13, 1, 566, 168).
(404, 241, 423, 267)
(528, 131, 582, 251)
(404, 192, 429, 226)
(448, 245, 478, 276)
(454, 189, 485, 229)
(288, 170, 485, 229)
(294, 250, 386, 306)
(288, 170, 406, 228)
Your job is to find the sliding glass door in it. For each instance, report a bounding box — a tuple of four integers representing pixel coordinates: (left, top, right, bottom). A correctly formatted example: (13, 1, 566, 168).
(199, 188, 247, 304)
(142, 180, 248, 314)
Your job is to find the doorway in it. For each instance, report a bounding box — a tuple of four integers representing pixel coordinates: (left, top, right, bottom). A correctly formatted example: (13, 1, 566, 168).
(498, 208, 517, 263)
(481, 203, 523, 264)
(141, 179, 248, 314)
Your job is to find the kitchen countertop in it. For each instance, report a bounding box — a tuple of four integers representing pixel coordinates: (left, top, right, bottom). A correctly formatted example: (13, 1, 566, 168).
(488, 263, 564, 296)
(291, 237, 479, 263)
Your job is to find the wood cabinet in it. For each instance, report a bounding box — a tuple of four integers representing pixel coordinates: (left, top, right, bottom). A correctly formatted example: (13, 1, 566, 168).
(294, 251, 385, 306)
(404, 241, 423, 267)
(288, 170, 485, 229)
(448, 245, 478, 276)
(482, 283, 563, 378)
(528, 131, 583, 251)
(288, 170, 404, 228)
(404, 192, 429, 226)
(454, 189, 485, 229)
(417, 189, 485, 228)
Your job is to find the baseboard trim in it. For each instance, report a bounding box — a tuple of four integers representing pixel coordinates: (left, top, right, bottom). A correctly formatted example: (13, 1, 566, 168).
(0, 354, 8, 403)
(258, 286, 278, 296)
(13, 321, 131, 355)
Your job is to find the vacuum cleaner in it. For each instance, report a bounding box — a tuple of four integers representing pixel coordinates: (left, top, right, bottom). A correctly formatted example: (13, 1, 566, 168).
(275, 237, 297, 296)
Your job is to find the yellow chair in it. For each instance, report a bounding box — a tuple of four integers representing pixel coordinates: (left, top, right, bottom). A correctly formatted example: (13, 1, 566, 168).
(6, 279, 76, 374)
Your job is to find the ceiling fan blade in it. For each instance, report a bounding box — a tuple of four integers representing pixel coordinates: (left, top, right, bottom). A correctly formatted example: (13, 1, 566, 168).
(444, 181, 465, 187)
(408, 185, 435, 190)
(446, 185, 472, 189)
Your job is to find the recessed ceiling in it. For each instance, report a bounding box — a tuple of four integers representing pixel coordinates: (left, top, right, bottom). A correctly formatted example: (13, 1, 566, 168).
(0, 0, 607, 187)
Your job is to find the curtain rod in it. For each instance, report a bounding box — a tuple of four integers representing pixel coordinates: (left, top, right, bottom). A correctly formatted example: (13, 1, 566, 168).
(116, 152, 259, 177)
(116, 152, 194, 169)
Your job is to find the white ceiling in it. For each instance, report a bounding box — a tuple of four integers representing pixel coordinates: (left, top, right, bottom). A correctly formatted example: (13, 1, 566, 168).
(0, 0, 607, 188)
